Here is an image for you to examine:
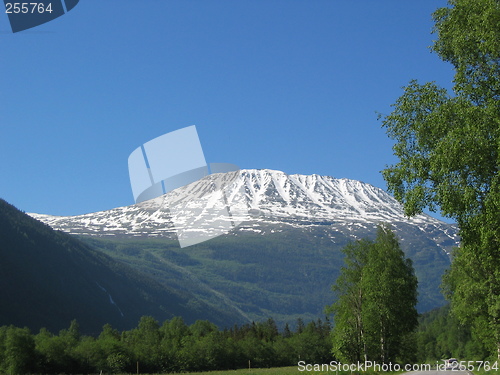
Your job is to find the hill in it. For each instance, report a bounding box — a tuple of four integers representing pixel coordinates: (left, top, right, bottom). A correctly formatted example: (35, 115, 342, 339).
(0, 199, 246, 334)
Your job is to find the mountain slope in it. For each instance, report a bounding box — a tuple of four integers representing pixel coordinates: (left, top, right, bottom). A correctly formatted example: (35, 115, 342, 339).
(0, 199, 246, 334)
(29, 169, 459, 322)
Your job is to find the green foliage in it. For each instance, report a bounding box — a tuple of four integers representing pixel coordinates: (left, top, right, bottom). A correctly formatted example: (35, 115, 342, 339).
(415, 304, 489, 361)
(328, 225, 418, 363)
(1, 326, 35, 374)
(362, 226, 418, 362)
(432, 0, 500, 104)
(0, 316, 332, 374)
(380, 0, 500, 358)
(328, 239, 371, 362)
(0, 231, 487, 374)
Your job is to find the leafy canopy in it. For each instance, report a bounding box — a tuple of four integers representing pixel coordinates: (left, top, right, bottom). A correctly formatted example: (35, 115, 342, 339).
(380, 0, 500, 357)
(381, 0, 500, 226)
(328, 225, 418, 363)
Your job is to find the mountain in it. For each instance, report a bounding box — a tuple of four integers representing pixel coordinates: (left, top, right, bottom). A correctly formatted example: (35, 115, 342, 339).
(0, 199, 246, 334)
(29, 169, 459, 324)
(30, 169, 455, 241)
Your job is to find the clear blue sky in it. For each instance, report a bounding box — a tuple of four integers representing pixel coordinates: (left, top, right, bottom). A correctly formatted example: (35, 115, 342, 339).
(0, 1, 455, 220)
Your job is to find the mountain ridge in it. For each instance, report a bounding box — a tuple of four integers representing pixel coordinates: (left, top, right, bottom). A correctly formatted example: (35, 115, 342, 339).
(28, 169, 457, 249)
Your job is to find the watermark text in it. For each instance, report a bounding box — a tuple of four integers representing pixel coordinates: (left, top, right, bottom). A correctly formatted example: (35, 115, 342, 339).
(298, 360, 499, 372)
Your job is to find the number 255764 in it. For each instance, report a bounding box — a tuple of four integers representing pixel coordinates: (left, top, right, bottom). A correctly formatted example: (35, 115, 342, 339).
(5, 3, 54, 14)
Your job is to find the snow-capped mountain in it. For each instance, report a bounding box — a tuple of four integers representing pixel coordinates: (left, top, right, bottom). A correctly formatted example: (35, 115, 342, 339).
(29, 169, 459, 318)
(29, 169, 458, 250)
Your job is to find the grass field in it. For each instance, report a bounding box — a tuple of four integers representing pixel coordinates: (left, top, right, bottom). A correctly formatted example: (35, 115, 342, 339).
(175, 366, 405, 375)
(169, 366, 500, 375)
(176, 368, 342, 375)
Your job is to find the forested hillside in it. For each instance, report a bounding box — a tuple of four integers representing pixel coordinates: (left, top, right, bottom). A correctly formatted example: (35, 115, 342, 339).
(0, 199, 246, 334)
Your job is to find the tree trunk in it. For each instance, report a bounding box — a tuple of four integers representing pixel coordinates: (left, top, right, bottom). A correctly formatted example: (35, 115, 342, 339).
(360, 325, 367, 362)
(380, 334, 385, 363)
(358, 288, 367, 362)
(380, 321, 385, 363)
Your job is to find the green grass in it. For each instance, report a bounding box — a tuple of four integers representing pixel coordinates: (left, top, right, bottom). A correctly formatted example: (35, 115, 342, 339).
(171, 366, 405, 375)
(172, 368, 308, 375)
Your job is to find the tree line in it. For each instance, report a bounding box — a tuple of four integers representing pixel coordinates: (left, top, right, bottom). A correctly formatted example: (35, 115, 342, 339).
(0, 316, 331, 374)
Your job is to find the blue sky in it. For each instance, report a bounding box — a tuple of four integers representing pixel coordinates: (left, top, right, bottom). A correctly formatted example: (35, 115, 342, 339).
(0, 1, 455, 220)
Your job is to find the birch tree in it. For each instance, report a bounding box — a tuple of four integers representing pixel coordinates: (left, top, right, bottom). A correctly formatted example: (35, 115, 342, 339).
(380, 0, 500, 358)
